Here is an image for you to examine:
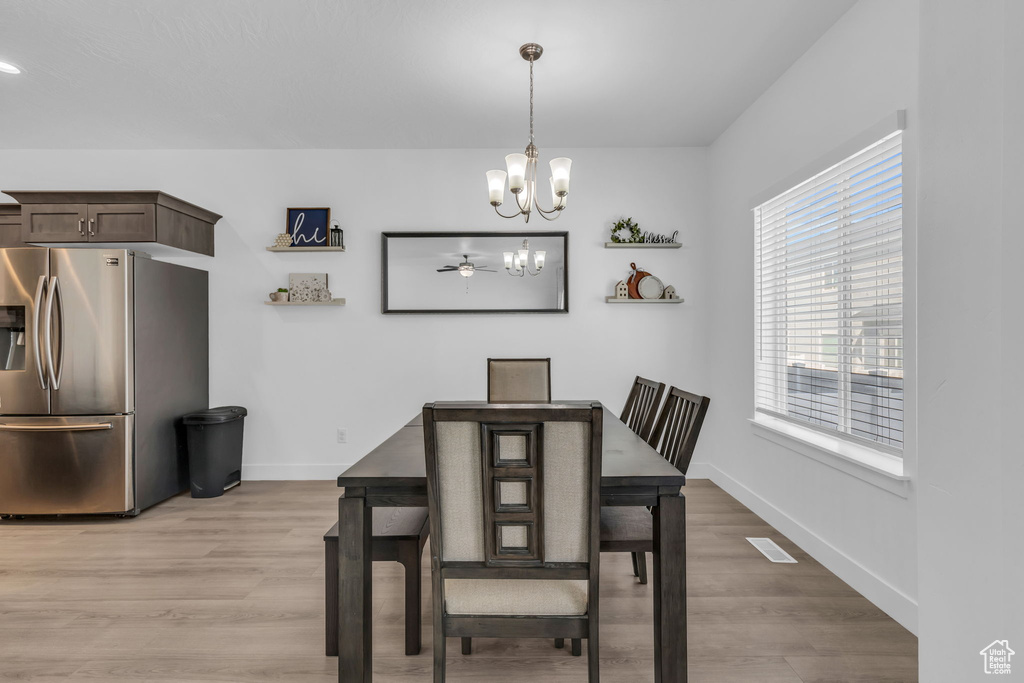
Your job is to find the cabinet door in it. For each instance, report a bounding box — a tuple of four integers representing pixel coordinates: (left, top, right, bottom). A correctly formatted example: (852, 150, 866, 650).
(0, 206, 24, 247)
(21, 204, 88, 243)
(87, 204, 156, 242)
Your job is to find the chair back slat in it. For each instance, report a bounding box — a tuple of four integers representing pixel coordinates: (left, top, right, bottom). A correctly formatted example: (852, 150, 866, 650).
(619, 376, 666, 443)
(487, 358, 552, 403)
(650, 387, 711, 474)
(423, 402, 602, 578)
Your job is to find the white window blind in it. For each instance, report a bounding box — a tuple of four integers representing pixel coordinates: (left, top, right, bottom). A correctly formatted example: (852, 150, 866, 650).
(754, 131, 903, 452)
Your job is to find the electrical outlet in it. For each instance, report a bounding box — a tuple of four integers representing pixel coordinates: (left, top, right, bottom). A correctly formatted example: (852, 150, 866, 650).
(337, 428, 348, 444)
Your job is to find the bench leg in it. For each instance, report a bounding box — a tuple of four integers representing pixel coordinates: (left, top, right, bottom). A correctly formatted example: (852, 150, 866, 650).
(461, 637, 472, 655)
(571, 638, 582, 656)
(554, 638, 565, 649)
(631, 551, 640, 577)
(398, 540, 423, 656)
(637, 551, 648, 585)
(325, 535, 338, 657)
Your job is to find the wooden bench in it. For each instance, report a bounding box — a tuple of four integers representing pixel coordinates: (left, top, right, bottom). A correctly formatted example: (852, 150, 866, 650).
(324, 506, 429, 656)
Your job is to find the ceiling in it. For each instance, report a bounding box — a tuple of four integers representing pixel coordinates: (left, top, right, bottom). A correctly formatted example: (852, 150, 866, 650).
(0, 0, 854, 149)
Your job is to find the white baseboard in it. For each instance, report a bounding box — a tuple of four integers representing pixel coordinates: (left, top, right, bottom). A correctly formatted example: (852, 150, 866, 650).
(241, 463, 353, 481)
(686, 461, 919, 635)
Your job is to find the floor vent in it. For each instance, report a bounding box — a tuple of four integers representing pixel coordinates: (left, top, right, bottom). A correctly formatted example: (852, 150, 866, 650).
(746, 537, 797, 563)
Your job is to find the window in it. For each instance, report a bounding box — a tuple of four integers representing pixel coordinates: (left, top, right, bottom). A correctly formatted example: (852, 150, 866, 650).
(754, 131, 903, 452)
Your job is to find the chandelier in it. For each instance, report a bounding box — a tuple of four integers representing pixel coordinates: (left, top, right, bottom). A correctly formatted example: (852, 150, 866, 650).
(503, 239, 546, 277)
(486, 43, 571, 222)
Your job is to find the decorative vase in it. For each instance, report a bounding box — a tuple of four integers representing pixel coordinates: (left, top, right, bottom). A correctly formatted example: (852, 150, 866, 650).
(269, 291, 288, 302)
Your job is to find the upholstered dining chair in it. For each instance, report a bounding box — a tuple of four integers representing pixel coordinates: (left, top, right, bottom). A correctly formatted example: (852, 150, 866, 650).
(422, 401, 603, 682)
(602, 386, 711, 584)
(619, 375, 666, 443)
(487, 358, 551, 403)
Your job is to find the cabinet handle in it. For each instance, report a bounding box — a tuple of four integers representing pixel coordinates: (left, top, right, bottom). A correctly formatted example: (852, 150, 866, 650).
(88, 218, 95, 236)
(78, 218, 85, 235)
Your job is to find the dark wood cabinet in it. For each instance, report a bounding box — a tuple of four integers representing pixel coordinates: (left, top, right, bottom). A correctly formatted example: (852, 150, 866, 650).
(21, 203, 89, 243)
(0, 204, 24, 247)
(88, 203, 156, 242)
(5, 191, 220, 256)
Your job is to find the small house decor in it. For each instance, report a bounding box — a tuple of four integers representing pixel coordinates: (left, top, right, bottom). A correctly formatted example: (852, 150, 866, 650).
(663, 285, 678, 300)
(614, 280, 629, 299)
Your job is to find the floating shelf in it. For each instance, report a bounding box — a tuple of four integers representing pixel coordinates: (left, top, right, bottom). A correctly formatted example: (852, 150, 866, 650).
(264, 298, 346, 306)
(605, 297, 685, 304)
(604, 242, 682, 249)
(266, 246, 346, 252)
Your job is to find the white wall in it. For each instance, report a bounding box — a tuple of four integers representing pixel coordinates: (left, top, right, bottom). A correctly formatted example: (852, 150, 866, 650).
(702, 0, 920, 632)
(917, 0, 1023, 679)
(1, 146, 709, 479)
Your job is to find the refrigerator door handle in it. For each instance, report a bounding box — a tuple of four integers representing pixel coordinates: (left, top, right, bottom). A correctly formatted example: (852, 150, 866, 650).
(33, 275, 49, 390)
(44, 276, 64, 390)
(54, 276, 65, 388)
(0, 422, 113, 432)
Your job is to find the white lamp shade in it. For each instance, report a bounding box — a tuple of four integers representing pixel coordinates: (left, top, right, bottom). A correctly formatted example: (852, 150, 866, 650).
(549, 157, 571, 195)
(513, 253, 523, 271)
(534, 250, 546, 270)
(486, 170, 507, 205)
(550, 177, 567, 210)
(505, 153, 528, 192)
(459, 266, 473, 277)
(503, 252, 514, 269)
(518, 247, 529, 266)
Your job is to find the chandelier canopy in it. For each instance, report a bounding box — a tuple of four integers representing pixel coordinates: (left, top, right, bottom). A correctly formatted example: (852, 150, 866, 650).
(486, 43, 571, 223)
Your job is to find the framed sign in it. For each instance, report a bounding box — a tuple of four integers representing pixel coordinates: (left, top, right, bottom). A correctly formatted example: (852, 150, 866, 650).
(287, 208, 330, 247)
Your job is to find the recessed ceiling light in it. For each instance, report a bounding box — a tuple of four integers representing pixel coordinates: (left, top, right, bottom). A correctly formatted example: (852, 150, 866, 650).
(0, 61, 22, 75)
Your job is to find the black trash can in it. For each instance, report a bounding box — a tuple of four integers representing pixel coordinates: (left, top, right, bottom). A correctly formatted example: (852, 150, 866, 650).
(182, 406, 248, 498)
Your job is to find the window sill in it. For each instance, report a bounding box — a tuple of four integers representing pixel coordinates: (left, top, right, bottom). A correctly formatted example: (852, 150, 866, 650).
(749, 414, 910, 498)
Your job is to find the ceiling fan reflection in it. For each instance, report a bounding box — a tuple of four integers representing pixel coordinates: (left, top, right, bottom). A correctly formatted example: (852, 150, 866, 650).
(436, 254, 496, 278)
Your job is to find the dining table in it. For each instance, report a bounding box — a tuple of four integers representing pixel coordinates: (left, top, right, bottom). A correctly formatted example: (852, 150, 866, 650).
(335, 402, 688, 682)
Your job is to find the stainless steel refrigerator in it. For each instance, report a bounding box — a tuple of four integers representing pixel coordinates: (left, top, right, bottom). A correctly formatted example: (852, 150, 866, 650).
(0, 248, 208, 516)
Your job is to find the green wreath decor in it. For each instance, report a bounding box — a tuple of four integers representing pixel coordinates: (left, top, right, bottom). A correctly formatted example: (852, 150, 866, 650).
(610, 217, 642, 243)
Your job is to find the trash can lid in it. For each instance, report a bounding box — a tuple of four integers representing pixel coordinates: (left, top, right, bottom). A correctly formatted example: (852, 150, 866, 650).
(182, 406, 248, 425)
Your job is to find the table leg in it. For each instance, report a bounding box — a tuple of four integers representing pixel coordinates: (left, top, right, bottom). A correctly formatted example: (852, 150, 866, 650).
(652, 492, 686, 683)
(339, 493, 373, 682)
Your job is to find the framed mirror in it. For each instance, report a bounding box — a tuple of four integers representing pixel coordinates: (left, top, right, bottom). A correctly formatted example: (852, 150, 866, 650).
(382, 231, 569, 314)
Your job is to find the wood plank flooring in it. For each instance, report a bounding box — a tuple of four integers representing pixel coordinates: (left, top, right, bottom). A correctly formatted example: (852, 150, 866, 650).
(0, 480, 917, 682)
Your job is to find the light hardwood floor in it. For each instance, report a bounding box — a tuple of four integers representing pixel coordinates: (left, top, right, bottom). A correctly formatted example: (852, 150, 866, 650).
(0, 480, 917, 682)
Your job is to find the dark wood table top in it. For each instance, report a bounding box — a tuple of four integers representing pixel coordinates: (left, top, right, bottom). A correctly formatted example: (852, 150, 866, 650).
(337, 403, 686, 489)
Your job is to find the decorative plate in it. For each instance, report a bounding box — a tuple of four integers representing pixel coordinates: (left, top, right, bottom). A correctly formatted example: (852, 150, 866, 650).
(637, 275, 665, 300)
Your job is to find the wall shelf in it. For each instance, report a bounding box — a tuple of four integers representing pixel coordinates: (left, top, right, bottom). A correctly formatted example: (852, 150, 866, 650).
(264, 298, 346, 306)
(604, 242, 682, 249)
(605, 297, 684, 304)
(266, 246, 346, 252)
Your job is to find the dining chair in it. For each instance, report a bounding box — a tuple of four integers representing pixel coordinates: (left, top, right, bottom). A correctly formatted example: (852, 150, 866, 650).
(619, 375, 666, 443)
(601, 386, 711, 584)
(487, 358, 551, 403)
(324, 507, 429, 656)
(422, 401, 603, 682)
